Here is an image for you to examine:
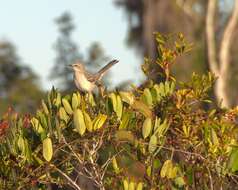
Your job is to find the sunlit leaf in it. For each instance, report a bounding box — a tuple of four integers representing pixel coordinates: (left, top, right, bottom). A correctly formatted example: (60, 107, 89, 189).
(129, 181, 135, 190)
(72, 93, 79, 110)
(142, 118, 152, 139)
(149, 135, 157, 154)
(73, 109, 86, 136)
(43, 137, 53, 162)
(160, 160, 173, 178)
(136, 182, 143, 190)
(123, 179, 129, 190)
(62, 98, 73, 115)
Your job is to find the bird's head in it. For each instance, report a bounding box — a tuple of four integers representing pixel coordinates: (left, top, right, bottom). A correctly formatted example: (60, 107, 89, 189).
(69, 61, 85, 73)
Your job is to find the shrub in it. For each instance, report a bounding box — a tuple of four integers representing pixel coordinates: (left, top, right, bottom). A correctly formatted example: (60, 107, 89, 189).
(1, 33, 238, 190)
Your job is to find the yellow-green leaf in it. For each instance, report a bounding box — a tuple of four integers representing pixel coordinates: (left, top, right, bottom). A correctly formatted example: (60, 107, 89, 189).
(41, 100, 49, 115)
(93, 114, 107, 130)
(116, 95, 123, 119)
(119, 91, 135, 105)
(211, 128, 219, 146)
(31, 117, 45, 134)
(119, 112, 131, 130)
(115, 130, 135, 144)
(43, 137, 53, 162)
(142, 88, 153, 107)
(168, 166, 178, 179)
(160, 160, 173, 178)
(148, 135, 157, 154)
(72, 93, 79, 110)
(129, 181, 135, 190)
(123, 179, 129, 190)
(88, 93, 96, 107)
(59, 107, 69, 123)
(62, 98, 73, 115)
(83, 111, 93, 132)
(18, 136, 25, 153)
(142, 118, 152, 139)
(132, 100, 152, 118)
(74, 109, 86, 136)
(228, 148, 238, 172)
(136, 182, 143, 190)
(112, 156, 120, 174)
(54, 92, 61, 107)
(109, 93, 117, 113)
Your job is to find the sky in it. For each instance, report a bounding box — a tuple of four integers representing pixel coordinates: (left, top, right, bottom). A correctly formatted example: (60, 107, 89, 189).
(0, 0, 143, 90)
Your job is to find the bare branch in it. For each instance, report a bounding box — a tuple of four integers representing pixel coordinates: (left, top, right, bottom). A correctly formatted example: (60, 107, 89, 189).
(52, 165, 82, 190)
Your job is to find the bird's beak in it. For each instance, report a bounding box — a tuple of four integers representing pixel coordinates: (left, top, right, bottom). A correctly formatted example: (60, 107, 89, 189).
(67, 65, 73, 68)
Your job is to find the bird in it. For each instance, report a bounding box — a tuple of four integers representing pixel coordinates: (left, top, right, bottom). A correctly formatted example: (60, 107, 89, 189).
(70, 59, 119, 93)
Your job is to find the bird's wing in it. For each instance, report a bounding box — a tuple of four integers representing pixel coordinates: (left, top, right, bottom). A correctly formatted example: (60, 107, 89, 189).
(85, 72, 97, 83)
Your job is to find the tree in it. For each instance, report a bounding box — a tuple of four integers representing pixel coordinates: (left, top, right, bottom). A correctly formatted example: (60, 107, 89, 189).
(116, 0, 238, 107)
(206, 0, 238, 107)
(0, 40, 43, 115)
(51, 12, 82, 91)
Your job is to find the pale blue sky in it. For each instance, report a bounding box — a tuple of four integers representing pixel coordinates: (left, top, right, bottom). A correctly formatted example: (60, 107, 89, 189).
(0, 0, 143, 89)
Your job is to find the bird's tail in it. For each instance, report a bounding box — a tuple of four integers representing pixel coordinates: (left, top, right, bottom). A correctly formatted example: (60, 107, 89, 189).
(97, 59, 119, 79)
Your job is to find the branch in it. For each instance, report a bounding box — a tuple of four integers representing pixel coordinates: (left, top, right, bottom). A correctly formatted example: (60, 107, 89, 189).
(51, 165, 82, 190)
(206, 0, 219, 76)
(219, 0, 238, 76)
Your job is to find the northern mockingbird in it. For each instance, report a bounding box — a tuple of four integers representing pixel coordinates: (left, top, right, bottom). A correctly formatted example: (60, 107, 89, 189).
(70, 59, 119, 92)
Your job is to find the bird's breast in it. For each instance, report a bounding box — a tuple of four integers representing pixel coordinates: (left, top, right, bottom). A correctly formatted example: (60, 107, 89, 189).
(74, 73, 95, 92)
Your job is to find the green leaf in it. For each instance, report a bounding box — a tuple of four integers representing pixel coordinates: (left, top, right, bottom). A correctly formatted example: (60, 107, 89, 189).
(62, 98, 73, 115)
(228, 148, 238, 172)
(142, 118, 152, 139)
(119, 91, 135, 105)
(59, 107, 69, 123)
(43, 137, 53, 162)
(123, 179, 129, 190)
(132, 100, 152, 118)
(88, 93, 96, 107)
(116, 95, 123, 119)
(115, 130, 135, 144)
(142, 88, 153, 107)
(110, 93, 117, 111)
(119, 111, 132, 130)
(31, 117, 45, 134)
(149, 135, 157, 154)
(129, 181, 135, 190)
(93, 114, 107, 130)
(17, 136, 25, 153)
(41, 100, 49, 115)
(83, 111, 93, 132)
(112, 156, 120, 174)
(160, 160, 173, 178)
(211, 128, 219, 146)
(154, 119, 169, 137)
(72, 93, 79, 110)
(54, 92, 61, 107)
(73, 109, 86, 136)
(136, 182, 143, 190)
(174, 177, 186, 187)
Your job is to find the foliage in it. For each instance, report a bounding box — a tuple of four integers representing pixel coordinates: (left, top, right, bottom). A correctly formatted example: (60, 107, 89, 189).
(1, 34, 238, 190)
(0, 40, 43, 115)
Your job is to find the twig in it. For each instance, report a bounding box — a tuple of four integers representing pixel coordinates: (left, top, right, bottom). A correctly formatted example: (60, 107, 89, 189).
(51, 164, 82, 190)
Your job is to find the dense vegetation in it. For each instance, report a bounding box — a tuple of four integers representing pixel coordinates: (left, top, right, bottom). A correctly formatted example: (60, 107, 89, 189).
(1, 34, 238, 190)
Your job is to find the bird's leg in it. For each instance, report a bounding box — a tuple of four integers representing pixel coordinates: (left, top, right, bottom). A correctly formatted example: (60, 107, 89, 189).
(97, 82, 106, 98)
